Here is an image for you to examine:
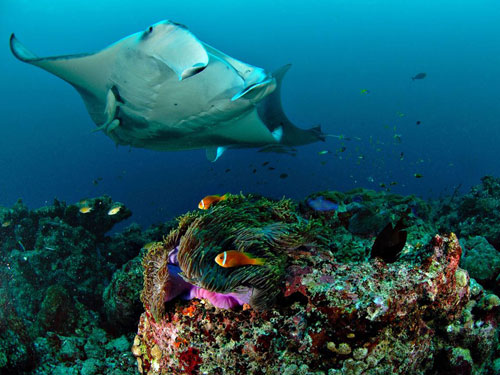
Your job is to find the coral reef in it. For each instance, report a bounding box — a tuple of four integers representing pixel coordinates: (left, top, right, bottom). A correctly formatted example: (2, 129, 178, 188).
(134, 231, 498, 374)
(434, 176, 500, 294)
(0, 286, 35, 373)
(435, 176, 500, 250)
(2, 180, 500, 374)
(0, 196, 168, 374)
(32, 328, 138, 375)
(133, 191, 499, 375)
(103, 254, 145, 334)
(460, 236, 500, 292)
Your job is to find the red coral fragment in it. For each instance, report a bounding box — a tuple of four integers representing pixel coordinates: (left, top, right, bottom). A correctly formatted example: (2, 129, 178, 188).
(178, 347, 202, 375)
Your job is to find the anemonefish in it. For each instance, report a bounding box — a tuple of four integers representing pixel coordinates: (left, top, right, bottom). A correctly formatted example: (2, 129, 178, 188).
(215, 250, 265, 268)
(198, 194, 228, 210)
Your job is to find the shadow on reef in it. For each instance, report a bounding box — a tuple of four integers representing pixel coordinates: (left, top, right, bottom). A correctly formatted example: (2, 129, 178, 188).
(0, 177, 499, 374)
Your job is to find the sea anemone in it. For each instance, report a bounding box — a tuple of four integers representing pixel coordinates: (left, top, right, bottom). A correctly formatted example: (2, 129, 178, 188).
(141, 194, 312, 319)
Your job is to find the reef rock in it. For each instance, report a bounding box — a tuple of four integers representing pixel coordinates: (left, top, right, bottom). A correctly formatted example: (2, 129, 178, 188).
(460, 236, 500, 293)
(133, 201, 497, 375)
(435, 175, 500, 250)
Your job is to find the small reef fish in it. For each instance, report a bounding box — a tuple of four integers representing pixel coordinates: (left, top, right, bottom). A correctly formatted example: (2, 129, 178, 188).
(2, 221, 11, 228)
(360, 89, 370, 94)
(412, 72, 427, 80)
(79, 206, 93, 214)
(198, 194, 228, 210)
(318, 150, 330, 155)
(107, 206, 121, 215)
(414, 173, 423, 179)
(215, 250, 265, 268)
(279, 173, 289, 179)
(371, 210, 410, 263)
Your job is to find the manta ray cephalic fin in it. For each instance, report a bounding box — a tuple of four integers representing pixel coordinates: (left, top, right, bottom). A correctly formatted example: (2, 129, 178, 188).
(206, 146, 227, 162)
(153, 22, 209, 81)
(92, 87, 121, 134)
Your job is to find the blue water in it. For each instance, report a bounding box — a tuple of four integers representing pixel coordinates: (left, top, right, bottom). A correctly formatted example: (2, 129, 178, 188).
(1, 0, 499, 228)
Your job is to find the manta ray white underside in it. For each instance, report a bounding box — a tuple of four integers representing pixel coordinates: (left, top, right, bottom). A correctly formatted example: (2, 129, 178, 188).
(10, 20, 324, 161)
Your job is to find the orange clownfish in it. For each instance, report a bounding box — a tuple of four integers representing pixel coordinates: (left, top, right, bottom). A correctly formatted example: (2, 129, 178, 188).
(215, 250, 265, 268)
(198, 194, 228, 210)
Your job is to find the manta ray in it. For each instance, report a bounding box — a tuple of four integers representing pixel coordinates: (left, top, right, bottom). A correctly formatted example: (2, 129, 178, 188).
(10, 20, 325, 161)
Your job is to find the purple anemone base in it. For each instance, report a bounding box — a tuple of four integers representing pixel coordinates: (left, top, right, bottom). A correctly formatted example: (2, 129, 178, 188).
(165, 248, 251, 308)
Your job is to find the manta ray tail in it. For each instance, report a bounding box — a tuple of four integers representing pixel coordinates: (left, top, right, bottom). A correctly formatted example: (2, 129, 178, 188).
(256, 64, 326, 148)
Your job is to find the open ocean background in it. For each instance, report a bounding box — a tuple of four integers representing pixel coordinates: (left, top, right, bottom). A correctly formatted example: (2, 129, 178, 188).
(1, 0, 499, 228)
